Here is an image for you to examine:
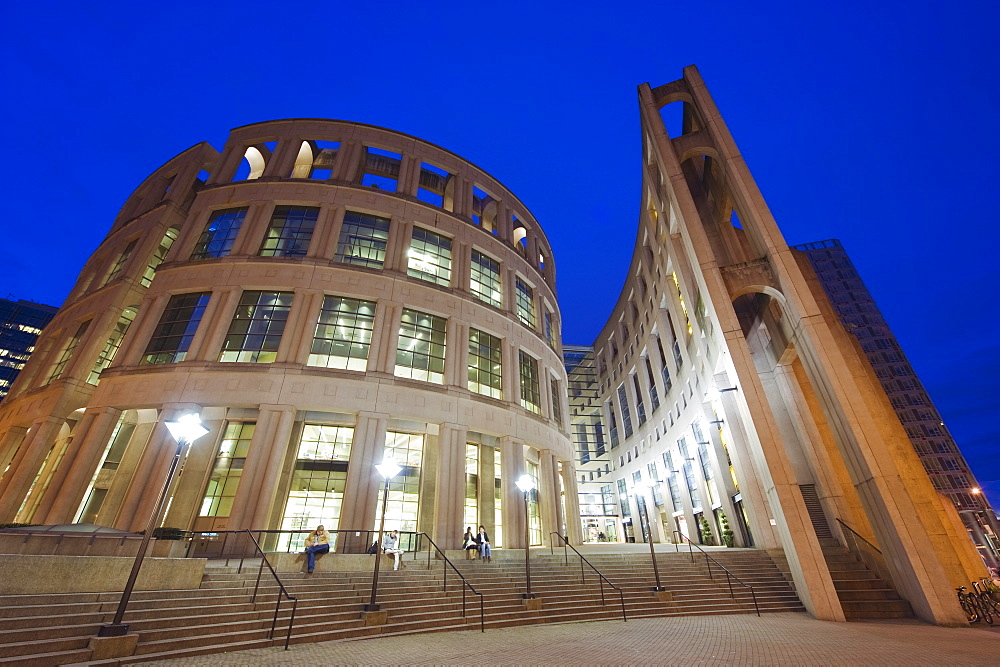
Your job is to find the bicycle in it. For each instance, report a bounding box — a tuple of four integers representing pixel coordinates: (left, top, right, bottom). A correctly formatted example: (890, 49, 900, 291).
(972, 581, 998, 625)
(956, 586, 988, 624)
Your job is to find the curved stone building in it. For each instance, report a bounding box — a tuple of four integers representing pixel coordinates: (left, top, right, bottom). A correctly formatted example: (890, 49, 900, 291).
(0, 119, 577, 550)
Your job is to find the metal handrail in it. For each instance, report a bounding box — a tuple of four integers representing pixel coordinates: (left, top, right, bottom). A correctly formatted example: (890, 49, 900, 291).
(244, 530, 299, 650)
(835, 519, 894, 587)
(548, 532, 627, 621)
(672, 531, 760, 616)
(414, 533, 485, 632)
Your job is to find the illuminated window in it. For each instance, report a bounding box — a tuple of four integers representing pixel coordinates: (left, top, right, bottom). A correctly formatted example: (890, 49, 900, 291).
(465, 443, 479, 527)
(550, 377, 563, 426)
(526, 460, 541, 545)
(515, 278, 536, 329)
(87, 308, 136, 384)
(259, 205, 318, 258)
(199, 422, 254, 518)
(334, 211, 390, 269)
(519, 351, 541, 414)
(140, 228, 178, 287)
(219, 291, 293, 363)
(468, 328, 502, 399)
(375, 431, 424, 533)
(470, 250, 502, 307)
(142, 292, 210, 364)
(191, 207, 248, 259)
(544, 310, 555, 348)
(407, 227, 452, 286)
(494, 455, 503, 547)
(46, 321, 91, 382)
(307, 296, 375, 371)
(102, 239, 137, 286)
(394, 309, 446, 383)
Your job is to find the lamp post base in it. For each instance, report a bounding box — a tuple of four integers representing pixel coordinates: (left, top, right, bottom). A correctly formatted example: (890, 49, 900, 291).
(521, 596, 543, 611)
(650, 586, 667, 592)
(362, 603, 381, 612)
(521, 593, 536, 599)
(97, 623, 130, 637)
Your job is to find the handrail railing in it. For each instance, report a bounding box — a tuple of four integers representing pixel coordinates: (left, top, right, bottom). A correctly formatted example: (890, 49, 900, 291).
(835, 519, 894, 588)
(549, 532, 627, 621)
(244, 530, 299, 650)
(672, 531, 760, 616)
(414, 533, 484, 632)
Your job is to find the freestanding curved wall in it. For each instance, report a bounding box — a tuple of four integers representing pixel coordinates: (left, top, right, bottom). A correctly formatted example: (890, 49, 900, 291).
(0, 119, 578, 550)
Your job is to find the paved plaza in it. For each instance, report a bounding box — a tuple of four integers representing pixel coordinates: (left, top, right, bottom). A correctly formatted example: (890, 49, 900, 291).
(137, 611, 1000, 666)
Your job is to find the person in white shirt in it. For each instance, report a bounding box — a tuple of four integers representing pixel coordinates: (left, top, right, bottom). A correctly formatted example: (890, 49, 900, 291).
(382, 529, 404, 570)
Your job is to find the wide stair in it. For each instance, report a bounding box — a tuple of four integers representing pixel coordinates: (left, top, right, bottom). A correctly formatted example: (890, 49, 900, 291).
(0, 549, 802, 665)
(820, 539, 911, 619)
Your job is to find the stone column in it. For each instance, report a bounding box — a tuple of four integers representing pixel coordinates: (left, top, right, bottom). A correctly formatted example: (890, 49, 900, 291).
(430, 423, 467, 548)
(445, 320, 469, 388)
(0, 417, 64, 522)
(186, 287, 242, 361)
(560, 460, 584, 544)
(96, 419, 155, 528)
(263, 137, 304, 179)
(276, 291, 320, 364)
(116, 293, 169, 367)
(501, 339, 518, 406)
(385, 216, 411, 274)
(227, 405, 297, 530)
(0, 426, 28, 481)
(338, 412, 389, 551)
(452, 239, 471, 292)
(162, 417, 225, 530)
(539, 450, 560, 545)
(499, 437, 526, 548)
(368, 304, 401, 376)
(207, 144, 246, 185)
(311, 206, 341, 260)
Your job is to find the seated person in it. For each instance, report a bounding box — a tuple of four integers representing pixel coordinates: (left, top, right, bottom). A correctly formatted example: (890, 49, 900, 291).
(304, 525, 330, 573)
(382, 529, 404, 570)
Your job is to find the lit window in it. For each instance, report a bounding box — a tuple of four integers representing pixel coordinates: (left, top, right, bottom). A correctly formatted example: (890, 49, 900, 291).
(551, 377, 563, 426)
(219, 291, 293, 363)
(199, 422, 254, 518)
(259, 205, 318, 258)
(468, 328, 502, 399)
(407, 227, 452, 286)
(307, 296, 375, 371)
(191, 207, 248, 259)
(142, 293, 211, 364)
(394, 309, 447, 383)
(334, 211, 390, 269)
(46, 321, 91, 382)
(102, 240, 138, 286)
(465, 443, 479, 527)
(470, 250, 502, 307)
(515, 278, 536, 329)
(374, 431, 424, 533)
(88, 309, 136, 384)
(140, 229, 178, 287)
(519, 351, 541, 414)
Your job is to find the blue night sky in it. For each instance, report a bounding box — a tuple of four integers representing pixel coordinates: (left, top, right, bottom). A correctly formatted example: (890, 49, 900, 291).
(2, 2, 997, 506)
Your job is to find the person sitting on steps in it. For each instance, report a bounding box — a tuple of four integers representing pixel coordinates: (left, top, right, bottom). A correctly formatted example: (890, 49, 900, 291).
(463, 526, 479, 559)
(477, 525, 491, 562)
(303, 525, 330, 574)
(382, 529, 404, 570)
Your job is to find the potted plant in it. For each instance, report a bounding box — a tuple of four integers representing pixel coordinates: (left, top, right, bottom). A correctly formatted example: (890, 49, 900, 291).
(699, 517, 715, 545)
(719, 512, 735, 547)
(151, 527, 189, 557)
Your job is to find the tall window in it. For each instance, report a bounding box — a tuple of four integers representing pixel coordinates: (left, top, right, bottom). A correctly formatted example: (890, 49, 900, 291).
(493, 455, 503, 547)
(617, 384, 633, 438)
(519, 351, 540, 414)
(470, 250, 502, 307)
(199, 422, 254, 519)
(280, 424, 353, 550)
(515, 278, 536, 328)
(142, 292, 211, 364)
(544, 310, 555, 348)
(679, 438, 701, 508)
(464, 444, 479, 527)
(648, 462, 664, 506)
(140, 228, 178, 287)
(633, 374, 647, 426)
(468, 328, 502, 399)
(394, 309, 446, 383)
(46, 321, 90, 382)
(307, 296, 375, 371)
(87, 308, 136, 384)
(645, 357, 660, 412)
(219, 291, 293, 363)
(375, 431, 424, 533)
(550, 377, 563, 426)
(102, 239, 137, 286)
(334, 211, 390, 268)
(526, 460, 541, 545)
(75, 416, 136, 524)
(191, 207, 248, 259)
(407, 227, 452, 286)
(259, 205, 318, 258)
(656, 336, 673, 394)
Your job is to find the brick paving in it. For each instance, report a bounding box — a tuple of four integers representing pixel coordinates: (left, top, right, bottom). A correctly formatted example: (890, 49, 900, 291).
(137, 611, 1000, 666)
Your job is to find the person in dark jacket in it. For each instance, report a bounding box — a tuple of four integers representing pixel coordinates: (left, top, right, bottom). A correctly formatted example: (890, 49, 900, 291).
(462, 526, 479, 559)
(477, 525, 491, 562)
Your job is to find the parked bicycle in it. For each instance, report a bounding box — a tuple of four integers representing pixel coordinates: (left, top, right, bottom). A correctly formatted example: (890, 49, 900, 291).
(956, 585, 993, 625)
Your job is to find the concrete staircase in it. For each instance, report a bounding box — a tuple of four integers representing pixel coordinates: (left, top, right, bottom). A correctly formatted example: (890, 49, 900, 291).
(0, 548, 802, 665)
(820, 540, 912, 619)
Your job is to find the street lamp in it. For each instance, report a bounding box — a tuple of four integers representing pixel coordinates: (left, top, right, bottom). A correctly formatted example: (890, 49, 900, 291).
(633, 480, 666, 592)
(99, 413, 209, 637)
(515, 474, 536, 599)
(364, 455, 402, 612)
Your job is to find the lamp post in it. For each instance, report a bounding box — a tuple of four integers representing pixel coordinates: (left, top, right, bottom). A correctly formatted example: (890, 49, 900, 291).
(515, 474, 536, 599)
(633, 480, 666, 592)
(364, 456, 402, 612)
(99, 413, 208, 637)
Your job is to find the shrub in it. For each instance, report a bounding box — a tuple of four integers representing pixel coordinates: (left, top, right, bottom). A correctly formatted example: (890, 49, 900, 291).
(719, 512, 735, 547)
(699, 517, 715, 546)
(151, 527, 188, 540)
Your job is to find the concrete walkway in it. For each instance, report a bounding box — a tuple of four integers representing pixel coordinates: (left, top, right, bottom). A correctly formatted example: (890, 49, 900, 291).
(137, 611, 1000, 666)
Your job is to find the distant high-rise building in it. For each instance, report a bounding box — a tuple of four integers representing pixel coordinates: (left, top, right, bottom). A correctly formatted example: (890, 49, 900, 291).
(0, 298, 57, 401)
(793, 239, 999, 566)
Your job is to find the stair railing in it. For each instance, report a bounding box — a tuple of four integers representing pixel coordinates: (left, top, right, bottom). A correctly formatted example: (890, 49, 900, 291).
(835, 519, 894, 587)
(414, 533, 485, 632)
(672, 531, 760, 616)
(548, 532, 627, 621)
(244, 530, 299, 650)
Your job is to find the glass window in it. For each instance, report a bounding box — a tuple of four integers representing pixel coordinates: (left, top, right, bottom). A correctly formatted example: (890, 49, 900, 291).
(550, 377, 563, 426)
(407, 227, 452, 286)
(527, 460, 541, 545)
(544, 310, 555, 347)
(519, 351, 541, 414)
(375, 431, 424, 533)
(102, 239, 137, 286)
(142, 292, 211, 364)
(494, 455, 503, 547)
(46, 320, 91, 382)
(470, 250, 502, 307)
(219, 291, 293, 363)
(259, 205, 318, 258)
(465, 443, 479, 528)
(334, 211, 390, 269)
(191, 207, 248, 260)
(468, 328, 502, 399)
(515, 278, 536, 328)
(394, 309, 446, 383)
(307, 296, 375, 371)
(87, 308, 136, 384)
(140, 228, 178, 287)
(618, 384, 633, 438)
(199, 422, 254, 518)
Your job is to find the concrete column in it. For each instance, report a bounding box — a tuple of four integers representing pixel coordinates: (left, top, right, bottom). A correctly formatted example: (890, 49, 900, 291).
(560, 460, 584, 544)
(499, 437, 526, 548)
(338, 412, 389, 547)
(263, 137, 304, 179)
(187, 287, 241, 361)
(396, 155, 420, 197)
(452, 240, 471, 291)
(444, 320, 469, 388)
(332, 141, 363, 182)
(36, 407, 122, 524)
(0, 417, 64, 522)
(117, 293, 169, 367)
(385, 216, 411, 274)
(539, 450, 560, 545)
(0, 426, 28, 481)
(308, 206, 339, 259)
(432, 423, 467, 549)
(227, 405, 297, 530)
(206, 144, 244, 185)
(276, 290, 320, 364)
(478, 445, 496, 540)
(501, 339, 518, 407)
(229, 202, 269, 257)
(368, 303, 401, 375)
(162, 417, 225, 530)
